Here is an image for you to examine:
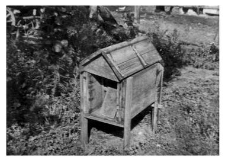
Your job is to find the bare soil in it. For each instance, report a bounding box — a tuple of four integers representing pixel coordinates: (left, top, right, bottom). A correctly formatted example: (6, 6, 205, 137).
(83, 8, 219, 155)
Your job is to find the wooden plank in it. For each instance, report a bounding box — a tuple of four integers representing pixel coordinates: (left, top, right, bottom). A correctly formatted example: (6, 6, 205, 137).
(130, 64, 160, 118)
(158, 66, 164, 105)
(152, 100, 158, 133)
(83, 72, 90, 113)
(131, 45, 147, 67)
(102, 51, 124, 80)
(115, 83, 122, 122)
(124, 77, 133, 149)
(131, 94, 155, 119)
(81, 113, 88, 147)
(79, 50, 102, 68)
(109, 45, 135, 65)
(80, 73, 84, 117)
(99, 87, 117, 119)
(152, 65, 164, 133)
(81, 56, 119, 82)
(80, 73, 89, 147)
(85, 114, 124, 128)
(119, 81, 125, 122)
(131, 64, 158, 103)
(88, 74, 104, 113)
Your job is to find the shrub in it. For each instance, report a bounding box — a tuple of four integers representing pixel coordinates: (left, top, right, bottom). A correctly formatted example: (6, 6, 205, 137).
(7, 6, 138, 155)
(147, 28, 185, 81)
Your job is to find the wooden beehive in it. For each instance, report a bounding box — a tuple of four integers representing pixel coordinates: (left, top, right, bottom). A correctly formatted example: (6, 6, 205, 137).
(79, 36, 164, 149)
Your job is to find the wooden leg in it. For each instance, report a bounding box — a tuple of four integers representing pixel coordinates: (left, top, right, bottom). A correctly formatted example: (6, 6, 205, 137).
(152, 69, 163, 133)
(123, 77, 133, 150)
(152, 102, 158, 133)
(80, 72, 89, 148)
(81, 113, 88, 147)
(124, 115, 131, 150)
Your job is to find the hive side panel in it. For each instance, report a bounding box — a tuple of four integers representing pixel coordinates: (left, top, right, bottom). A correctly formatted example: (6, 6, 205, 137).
(83, 56, 118, 82)
(131, 63, 160, 118)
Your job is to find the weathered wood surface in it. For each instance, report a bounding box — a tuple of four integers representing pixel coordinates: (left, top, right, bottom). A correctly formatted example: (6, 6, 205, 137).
(80, 72, 89, 147)
(152, 100, 158, 133)
(83, 72, 90, 113)
(124, 77, 133, 149)
(131, 63, 161, 118)
(102, 51, 123, 80)
(105, 38, 161, 79)
(79, 35, 164, 150)
(81, 56, 119, 82)
(88, 74, 104, 113)
(131, 45, 147, 67)
(85, 113, 124, 128)
(80, 36, 149, 67)
(99, 87, 117, 119)
(80, 36, 162, 81)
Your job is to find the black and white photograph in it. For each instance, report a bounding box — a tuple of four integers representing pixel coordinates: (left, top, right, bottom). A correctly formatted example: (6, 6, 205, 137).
(5, 0, 221, 156)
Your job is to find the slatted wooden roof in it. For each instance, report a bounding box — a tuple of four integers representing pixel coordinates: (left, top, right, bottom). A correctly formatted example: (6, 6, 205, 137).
(80, 36, 162, 82)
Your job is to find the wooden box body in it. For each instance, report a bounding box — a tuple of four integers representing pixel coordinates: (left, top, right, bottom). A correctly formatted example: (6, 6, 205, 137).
(80, 63, 163, 127)
(79, 36, 164, 128)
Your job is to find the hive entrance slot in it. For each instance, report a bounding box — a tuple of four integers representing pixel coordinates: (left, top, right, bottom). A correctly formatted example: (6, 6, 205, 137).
(88, 74, 118, 120)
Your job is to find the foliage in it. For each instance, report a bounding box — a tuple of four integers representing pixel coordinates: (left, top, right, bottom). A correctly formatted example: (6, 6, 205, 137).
(147, 27, 219, 81)
(147, 28, 185, 81)
(181, 43, 219, 70)
(7, 6, 138, 155)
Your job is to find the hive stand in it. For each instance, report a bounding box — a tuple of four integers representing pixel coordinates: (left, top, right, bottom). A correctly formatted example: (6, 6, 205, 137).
(79, 36, 164, 149)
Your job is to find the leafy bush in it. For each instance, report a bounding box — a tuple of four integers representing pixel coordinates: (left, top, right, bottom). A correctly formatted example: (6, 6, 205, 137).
(7, 6, 138, 155)
(182, 43, 219, 70)
(147, 28, 185, 81)
(147, 27, 219, 81)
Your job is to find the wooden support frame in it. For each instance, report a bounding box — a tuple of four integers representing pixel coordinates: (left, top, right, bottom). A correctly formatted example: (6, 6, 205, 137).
(152, 69, 164, 133)
(123, 77, 133, 149)
(80, 72, 89, 147)
(152, 93, 158, 133)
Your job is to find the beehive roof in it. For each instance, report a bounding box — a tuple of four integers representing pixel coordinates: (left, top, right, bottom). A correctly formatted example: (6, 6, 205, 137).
(80, 36, 162, 82)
